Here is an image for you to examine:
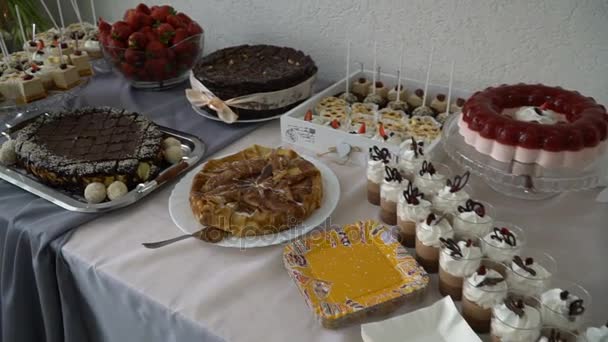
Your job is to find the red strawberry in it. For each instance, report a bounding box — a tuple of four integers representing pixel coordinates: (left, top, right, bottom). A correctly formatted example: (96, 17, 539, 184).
(107, 39, 127, 60)
(123, 9, 136, 21)
(156, 23, 175, 45)
(186, 22, 203, 36)
(171, 28, 189, 45)
(378, 123, 387, 138)
(128, 32, 147, 50)
(477, 265, 487, 275)
(176, 12, 192, 24)
(121, 62, 137, 77)
(150, 5, 159, 11)
(500, 227, 510, 235)
(111, 21, 133, 41)
(357, 122, 366, 134)
(150, 5, 175, 23)
(330, 119, 340, 129)
(173, 40, 196, 56)
(139, 14, 154, 27)
(124, 48, 144, 65)
(98, 18, 111, 33)
(166, 15, 185, 29)
(304, 110, 313, 121)
(144, 58, 168, 81)
(135, 3, 151, 15)
(145, 40, 168, 59)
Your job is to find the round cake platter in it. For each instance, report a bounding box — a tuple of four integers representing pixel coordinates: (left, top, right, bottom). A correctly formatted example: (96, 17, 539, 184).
(191, 105, 284, 123)
(441, 113, 608, 200)
(168, 153, 340, 248)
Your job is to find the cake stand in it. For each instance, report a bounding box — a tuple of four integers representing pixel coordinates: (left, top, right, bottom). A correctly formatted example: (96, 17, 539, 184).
(441, 113, 608, 200)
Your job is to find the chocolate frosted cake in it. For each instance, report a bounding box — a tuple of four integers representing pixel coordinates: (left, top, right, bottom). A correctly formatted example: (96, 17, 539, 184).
(14, 107, 163, 190)
(193, 44, 317, 120)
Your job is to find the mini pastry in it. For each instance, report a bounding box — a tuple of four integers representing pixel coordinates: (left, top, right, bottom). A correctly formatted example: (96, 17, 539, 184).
(31, 50, 47, 64)
(380, 119, 407, 134)
(430, 93, 447, 113)
(387, 100, 410, 112)
(387, 84, 407, 102)
(314, 96, 348, 115)
(379, 166, 406, 225)
(164, 145, 184, 164)
(432, 171, 471, 216)
(49, 40, 74, 57)
(450, 97, 465, 113)
(363, 92, 386, 107)
(25, 64, 55, 90)
(453, 199, 493, 237)
(162, 137, 182, 149)
(84, 182, 107, 203)
(351, 76, 371, 98)
(413, 161, 448, 200)
(407, 88, 424, 108)
(367, 146, 391, 205)
(435, 112, 450, 125)
(415, 213, 454, 273)
(0, 73, 47, 104)
(107, 180, 128, 200)
(367, 81, 389, 99)
(481, 226, 525, 263)
(406, 116, 441, 142)
(540, 288, 587, 332)
(412, 105, 434, 117)
(319, 106, 348, 122)
(398, 137, 425, 180)
(462, 265, 508, 333)
(350, 102, 377, 116)
(397, 183, 431, 248)
(0, 140, 17, 165)
(23, 40, 39, 53)
(379, 108, 407, 122)
(349, 114, 375, 137)
(491, 298, 542, 342)
(438, 237, 482, 300)
(69, 50, 93, 76)
(52, 64, 80, 89)
(507, 255, 553, 297)
(83, 37, 102, 58)
(338, 91, 358, 104)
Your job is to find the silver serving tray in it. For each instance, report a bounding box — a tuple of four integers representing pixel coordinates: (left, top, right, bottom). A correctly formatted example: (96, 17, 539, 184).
(0, 124, 206, 213)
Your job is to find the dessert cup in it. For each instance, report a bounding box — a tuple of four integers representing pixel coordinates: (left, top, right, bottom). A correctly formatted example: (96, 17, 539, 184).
(398, 138, 425, 181)
(412, 162, 451, 201)
(540, 280, 590, 333)
(462, 259, 508, 333)
(415, 214, 454, 273)
(481, 223, 526, 263)
(432, 184, 472, 218)
(396, 189, 432, 248)
(367, 157, 386, 205)
(537, 326, 586, 342)
(453, 200, 495, 238)
(491, 295, 542, 342)
(438, 236, 482, 300)
(507, 251, 556, 298)
(380, 177, 406, 225)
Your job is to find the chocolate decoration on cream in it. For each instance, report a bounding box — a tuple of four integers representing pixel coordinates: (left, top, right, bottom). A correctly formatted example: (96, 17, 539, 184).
(490, 227, 517, 247)
(475, 276, 505, 288)
(569, 299, 585, 316)
(457, 199, 486, 217)
(369, 146, 391, 163)
(418, 160, 436, 177)
(446, 171, 470, 193)
(384, 166, 403, 183)
(409, 137, 424, 158)
(513, 256, 537, 276)
(402, 182, 424, 205)
(439, 237, 463, 259)
(505, 298, 525, 317)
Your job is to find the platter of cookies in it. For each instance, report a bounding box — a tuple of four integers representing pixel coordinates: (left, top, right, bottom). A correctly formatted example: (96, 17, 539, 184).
(168, 145, 340, 247)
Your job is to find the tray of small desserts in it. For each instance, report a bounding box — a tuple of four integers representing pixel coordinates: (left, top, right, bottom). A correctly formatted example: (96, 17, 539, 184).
(280, 69, 469, 157)
(350, 144, 592, 338)
(167, 144, 340, 247)
(441, 83, 608, 200)
(0, 107, 206, 213)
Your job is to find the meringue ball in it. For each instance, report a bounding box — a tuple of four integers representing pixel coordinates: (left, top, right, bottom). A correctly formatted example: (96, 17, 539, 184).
(84, 182, 107, 203)
(162, 137, 182, 149)
(338, 92, 358, 104)
(164, 145, 184, 164)
(0, 140, 17, 166)
(107, 181, 128, 201)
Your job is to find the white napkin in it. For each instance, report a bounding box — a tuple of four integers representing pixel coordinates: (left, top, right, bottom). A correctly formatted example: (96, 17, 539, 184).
(361, 296, 481, 342)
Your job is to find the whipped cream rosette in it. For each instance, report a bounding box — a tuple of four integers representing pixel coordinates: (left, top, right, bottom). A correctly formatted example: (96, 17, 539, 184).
(491, 298, 542, 342)
(540, 285, 589, 332)
(481, 225, 526, 263)
(379, 166, 407, 225)
(398, 137, 425, 180)
(416, 213, 454, 248)
(461, 262, 508, 333)
(412, 161, 450, 200)
(507, 253, 555, 298)
(432, 171, 471, 216)
(453, 199, 494, 238)
(439, 238, 483, 278)
(396, 182, 430, 248)
(367, 146, 391, 205)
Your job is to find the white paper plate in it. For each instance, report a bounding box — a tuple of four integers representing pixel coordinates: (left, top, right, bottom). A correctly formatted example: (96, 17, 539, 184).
(168, 153, 340, 248)
(191, 105, 284, 123)
(361, 296, 481, 342)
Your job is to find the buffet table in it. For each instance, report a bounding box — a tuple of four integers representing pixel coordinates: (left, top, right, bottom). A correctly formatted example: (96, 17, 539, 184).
(59, 120, 608, 341)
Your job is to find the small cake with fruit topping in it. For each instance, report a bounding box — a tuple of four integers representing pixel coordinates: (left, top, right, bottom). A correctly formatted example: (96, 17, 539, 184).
(459, 84, 608, 168)
(52, 63, 80, 89)
(69, 50, 93, 76)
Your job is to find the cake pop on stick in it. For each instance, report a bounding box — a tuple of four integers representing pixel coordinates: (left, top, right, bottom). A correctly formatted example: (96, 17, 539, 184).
(40, 0, 59, 30)
(338, 40, 357, 104)
(412, 46, 435, 117)
(364, 66, 386, 107)
(436, 60, 455, 124)
(351, 62, 371, 98)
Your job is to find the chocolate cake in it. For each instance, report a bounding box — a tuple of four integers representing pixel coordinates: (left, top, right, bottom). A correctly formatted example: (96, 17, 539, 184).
(14, 107, 163, 190)
(193, 44, 317, 120)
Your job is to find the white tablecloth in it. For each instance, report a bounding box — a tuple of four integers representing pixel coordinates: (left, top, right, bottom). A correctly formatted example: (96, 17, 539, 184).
(61, 121, 608, 342)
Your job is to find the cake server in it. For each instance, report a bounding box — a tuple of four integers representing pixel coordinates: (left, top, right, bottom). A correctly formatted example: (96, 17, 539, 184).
(136, 160, 189, 194)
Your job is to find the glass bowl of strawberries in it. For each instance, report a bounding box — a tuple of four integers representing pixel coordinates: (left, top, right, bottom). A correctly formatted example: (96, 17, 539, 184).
(99, 4, 204, 90)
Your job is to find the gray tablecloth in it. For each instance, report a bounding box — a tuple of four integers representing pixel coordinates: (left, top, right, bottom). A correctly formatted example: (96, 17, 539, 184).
(0, 72, 260, 342)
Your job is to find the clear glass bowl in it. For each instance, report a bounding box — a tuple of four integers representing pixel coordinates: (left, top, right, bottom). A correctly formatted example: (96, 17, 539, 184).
(441, 113, 608, 200)
(101, 33, 204, 90)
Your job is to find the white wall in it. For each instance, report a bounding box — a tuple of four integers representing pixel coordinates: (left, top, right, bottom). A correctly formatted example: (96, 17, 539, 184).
(80, 0, 608, 104)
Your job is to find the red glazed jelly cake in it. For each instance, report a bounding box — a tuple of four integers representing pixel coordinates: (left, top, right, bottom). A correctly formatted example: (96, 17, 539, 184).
(458, 84, 608, 168)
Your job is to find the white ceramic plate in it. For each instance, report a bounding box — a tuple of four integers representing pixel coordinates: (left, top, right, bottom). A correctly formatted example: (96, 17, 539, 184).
(361, 296, 481, 342)
(191, 105, 284, 123)
(168, 153, 340, 248)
